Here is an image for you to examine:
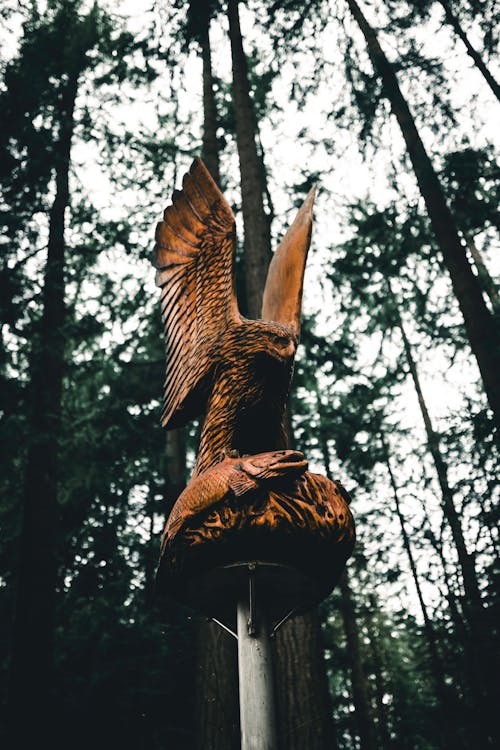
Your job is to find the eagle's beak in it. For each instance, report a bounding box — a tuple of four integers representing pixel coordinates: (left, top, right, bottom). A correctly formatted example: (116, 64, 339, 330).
(283, 340, 296, 360)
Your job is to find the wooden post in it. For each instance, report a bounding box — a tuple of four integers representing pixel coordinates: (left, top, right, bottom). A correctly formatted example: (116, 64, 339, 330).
(237, 570, 277, 750)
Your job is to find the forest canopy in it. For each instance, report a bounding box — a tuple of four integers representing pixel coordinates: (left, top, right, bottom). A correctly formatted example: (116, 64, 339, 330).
(0, 0, 498, 748)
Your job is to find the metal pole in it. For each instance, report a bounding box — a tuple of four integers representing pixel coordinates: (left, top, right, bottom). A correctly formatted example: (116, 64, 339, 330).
(237, 577, 278, 750)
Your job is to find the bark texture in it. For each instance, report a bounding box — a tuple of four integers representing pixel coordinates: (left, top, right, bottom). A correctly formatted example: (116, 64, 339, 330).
(200, 20, 220, 186)
(346, 0, 500, 428)
(194, 623, 240, 750)
(227, 0, 272, 319)
(275, 611, 337, 750)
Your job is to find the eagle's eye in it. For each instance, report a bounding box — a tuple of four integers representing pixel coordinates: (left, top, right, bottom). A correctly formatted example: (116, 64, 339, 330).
(270, 333, 287, 346)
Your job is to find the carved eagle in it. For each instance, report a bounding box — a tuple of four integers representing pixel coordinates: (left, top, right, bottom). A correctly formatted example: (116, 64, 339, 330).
(152, 158, 315, 475)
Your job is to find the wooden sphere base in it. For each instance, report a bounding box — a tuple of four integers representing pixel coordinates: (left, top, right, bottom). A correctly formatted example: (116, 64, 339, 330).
(156, 472, 355, 621)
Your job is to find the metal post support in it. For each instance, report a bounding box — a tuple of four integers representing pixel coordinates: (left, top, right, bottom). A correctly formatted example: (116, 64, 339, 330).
(237, 579, 278, 750)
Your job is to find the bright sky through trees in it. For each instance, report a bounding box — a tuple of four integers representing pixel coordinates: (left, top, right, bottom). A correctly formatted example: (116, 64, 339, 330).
(1, 1, 498, 748)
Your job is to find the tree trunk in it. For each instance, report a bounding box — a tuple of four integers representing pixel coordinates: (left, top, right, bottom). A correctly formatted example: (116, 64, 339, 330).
(200, 20, 220, 186)
(381, 435, 467, 749)
(395, 311, 484, 619)
(194, 623, 240, 750)
(256, 127, 275, 237)
(6, 73, 78, 748)
(463, 231, 499, 311)
(227, 0, 272, 319)
(437, 0, 500, 101)
(145, 427, 188, 603)
(272, 350, 335, 750)
(346, 0, 500, 427)
(391, 297, 497, 746)
(364, 596, 392, 750)
(339, 570, 377, 750)
(313, 386, 374, 748)
(421, 517, 466, 626)
(274, 610, 337, 750)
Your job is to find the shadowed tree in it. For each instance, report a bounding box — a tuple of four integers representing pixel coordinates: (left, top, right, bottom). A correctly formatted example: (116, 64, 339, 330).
(339, 570, 377, 750)
(435, 0, 499, 99)
(439, 147, 500, 311)
(227, 0, 272, 318)
(380, 432, 468, 749)
(172, 5, 242, 747)
(1, 2, 160, 745)
(4, 5, 100, 745)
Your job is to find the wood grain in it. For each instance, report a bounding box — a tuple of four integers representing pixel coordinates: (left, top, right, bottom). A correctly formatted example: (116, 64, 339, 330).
(158, 471, 355, 599)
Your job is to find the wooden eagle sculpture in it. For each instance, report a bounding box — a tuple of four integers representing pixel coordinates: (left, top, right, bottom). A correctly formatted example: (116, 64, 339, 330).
(153, 157, 314, 476)
(153, 158, 354, 605)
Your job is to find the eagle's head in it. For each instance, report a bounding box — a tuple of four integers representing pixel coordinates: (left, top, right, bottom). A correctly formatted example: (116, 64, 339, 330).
(251, 320, 298, 365)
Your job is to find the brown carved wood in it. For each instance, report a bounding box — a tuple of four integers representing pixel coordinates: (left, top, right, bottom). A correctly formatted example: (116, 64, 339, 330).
(153, 158, 355, 606)
(161, 449, 309, 544)
(158, 470, 355, 605)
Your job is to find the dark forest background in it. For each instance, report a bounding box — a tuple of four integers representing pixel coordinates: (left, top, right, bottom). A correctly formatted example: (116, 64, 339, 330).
(0, 0, 498, 748)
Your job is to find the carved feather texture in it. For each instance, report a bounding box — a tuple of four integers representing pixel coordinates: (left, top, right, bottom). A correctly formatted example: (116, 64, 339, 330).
(152, 158, 239, 428)
(153, 157, 316, 434)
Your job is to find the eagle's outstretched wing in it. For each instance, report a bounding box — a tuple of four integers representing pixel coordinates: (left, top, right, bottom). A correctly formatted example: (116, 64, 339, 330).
(153, 158, 239, 429)
(261, 186, 316, 336)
